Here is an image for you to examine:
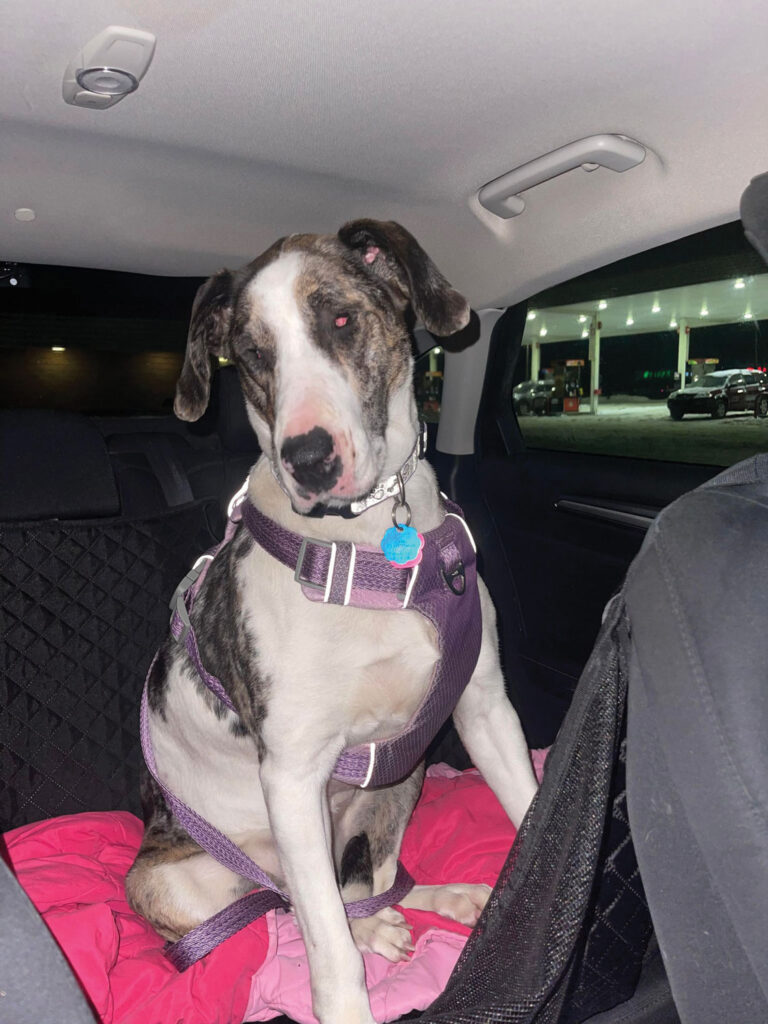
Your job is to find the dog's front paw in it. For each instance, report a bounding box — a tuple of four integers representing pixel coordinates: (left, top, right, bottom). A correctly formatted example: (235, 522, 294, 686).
(401, 882, 491, 927)
(350, 905, 415, 962)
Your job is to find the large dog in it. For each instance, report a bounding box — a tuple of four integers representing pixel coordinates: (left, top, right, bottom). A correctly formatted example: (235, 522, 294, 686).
(126, 220, 538, 1024)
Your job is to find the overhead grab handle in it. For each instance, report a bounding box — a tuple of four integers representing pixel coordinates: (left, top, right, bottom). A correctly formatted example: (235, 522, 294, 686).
(477, 134, 646, 219)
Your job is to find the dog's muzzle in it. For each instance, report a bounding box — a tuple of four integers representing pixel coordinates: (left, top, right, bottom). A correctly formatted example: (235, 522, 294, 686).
(280, 426, 342, 496)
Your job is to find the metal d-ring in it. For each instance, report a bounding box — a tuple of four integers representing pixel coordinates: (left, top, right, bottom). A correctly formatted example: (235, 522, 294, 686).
(391, 471, 412, 530)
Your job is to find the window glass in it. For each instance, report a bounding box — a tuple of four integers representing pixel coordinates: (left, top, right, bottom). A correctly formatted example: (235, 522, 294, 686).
(514, 223, 768, 466)
(0, 263, 199, 414)
(414, 345, 445, 423)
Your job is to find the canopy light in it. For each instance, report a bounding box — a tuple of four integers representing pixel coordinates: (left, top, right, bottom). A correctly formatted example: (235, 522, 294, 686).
(598, 300, 607, 310)
(539, 327, 548, 337)
(652, 302, 661, 313)
(734, 279, 746, 289)
(670, 318, 678, 328)
(626, 316, 634, 326)
(700, 306, 709, 317)
(578, 314, 587, 323)
(527, 310, 537, 321)
(63, 26, 156, 109)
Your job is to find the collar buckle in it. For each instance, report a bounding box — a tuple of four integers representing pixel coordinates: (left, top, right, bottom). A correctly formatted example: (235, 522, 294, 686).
(294, 537, 337, 603)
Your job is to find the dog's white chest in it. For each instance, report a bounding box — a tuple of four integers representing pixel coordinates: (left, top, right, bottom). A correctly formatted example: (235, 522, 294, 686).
(241, 546, 440, 750)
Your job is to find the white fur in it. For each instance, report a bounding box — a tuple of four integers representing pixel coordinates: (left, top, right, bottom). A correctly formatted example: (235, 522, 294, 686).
(246, 253, 384, 509)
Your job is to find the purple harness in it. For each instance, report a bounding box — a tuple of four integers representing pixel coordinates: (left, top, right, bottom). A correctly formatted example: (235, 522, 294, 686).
(141, 491, 482, 970)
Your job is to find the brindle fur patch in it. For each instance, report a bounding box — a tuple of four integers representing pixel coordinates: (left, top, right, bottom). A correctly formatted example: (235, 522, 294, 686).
(367, 763, 425, 870)
(291, 248, 412, 438)
(146, 642, 172, 719)
(339, 832, 374, 890)
(178, 526, 269, 746)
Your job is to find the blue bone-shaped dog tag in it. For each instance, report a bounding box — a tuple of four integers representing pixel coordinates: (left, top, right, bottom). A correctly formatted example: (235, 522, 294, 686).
(380, 525, 424, 567)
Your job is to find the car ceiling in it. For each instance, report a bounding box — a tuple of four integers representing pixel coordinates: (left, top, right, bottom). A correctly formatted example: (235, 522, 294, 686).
(3, 0, 768, 308)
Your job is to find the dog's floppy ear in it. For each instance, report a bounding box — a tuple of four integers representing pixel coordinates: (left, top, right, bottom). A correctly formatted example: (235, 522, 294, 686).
(174, 269, 234, 421)
(338, 219, 471, 337)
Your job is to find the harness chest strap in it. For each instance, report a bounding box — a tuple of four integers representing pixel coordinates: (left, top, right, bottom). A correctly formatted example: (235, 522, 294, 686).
(170, 499, 482, 788)
(240, 498, 482, 788)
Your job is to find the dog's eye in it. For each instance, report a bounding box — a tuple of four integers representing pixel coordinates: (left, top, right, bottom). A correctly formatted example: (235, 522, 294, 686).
(248, 347, 262, 360)
(334, 315, 349, 328)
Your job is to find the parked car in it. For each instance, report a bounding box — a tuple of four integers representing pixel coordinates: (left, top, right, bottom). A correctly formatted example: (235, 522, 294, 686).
(512, 379, 560, 416)
(667, 369, 768, 420)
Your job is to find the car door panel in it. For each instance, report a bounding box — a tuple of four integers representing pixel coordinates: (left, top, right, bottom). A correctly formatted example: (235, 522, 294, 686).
(470, 447, 715, 745)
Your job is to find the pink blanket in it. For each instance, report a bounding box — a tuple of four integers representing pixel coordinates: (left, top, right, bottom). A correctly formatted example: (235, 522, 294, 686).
(4, 756, 546, 1024)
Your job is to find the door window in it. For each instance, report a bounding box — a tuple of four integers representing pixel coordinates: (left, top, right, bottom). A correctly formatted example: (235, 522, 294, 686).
(514, 222, 768, 466)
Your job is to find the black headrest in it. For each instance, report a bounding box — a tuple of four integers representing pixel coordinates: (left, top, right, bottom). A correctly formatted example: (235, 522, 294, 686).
(0, 410, 120, 521)
(741, 171, 768, 265)
(208, 366, 261, 454)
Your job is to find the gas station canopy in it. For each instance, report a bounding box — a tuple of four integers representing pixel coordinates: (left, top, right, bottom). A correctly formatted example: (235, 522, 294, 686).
(520, 272, 768, 412)
(523, 272, 768, 345)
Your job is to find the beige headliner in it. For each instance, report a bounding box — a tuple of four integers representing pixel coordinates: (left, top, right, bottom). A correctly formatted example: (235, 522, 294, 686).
(3, 0, 768, 307)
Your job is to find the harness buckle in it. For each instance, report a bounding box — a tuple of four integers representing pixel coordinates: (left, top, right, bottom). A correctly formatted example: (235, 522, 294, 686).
(169, 553, 214, 642)
(294, 537, 337, 603)
(442, 560, 466, 596)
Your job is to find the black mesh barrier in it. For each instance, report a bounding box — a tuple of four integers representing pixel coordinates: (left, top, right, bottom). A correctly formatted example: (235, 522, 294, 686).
(0, 503, 218, 829)
(559, 737, 652, 1023)
(420, 596, 652, 1024)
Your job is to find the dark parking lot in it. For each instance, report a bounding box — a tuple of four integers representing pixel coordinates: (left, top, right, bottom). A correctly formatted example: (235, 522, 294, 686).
(518, 399, 768, 466)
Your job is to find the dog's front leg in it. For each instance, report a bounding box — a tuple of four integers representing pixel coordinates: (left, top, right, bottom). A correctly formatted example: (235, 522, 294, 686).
(260, 752, 374, 1024)
(453, 581, 538, 828)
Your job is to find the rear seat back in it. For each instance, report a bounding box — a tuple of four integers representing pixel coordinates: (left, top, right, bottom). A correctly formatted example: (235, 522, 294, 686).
(98, 365, 261, 528)
(0, 410, 219, 829)
(207, 365, 262, 502)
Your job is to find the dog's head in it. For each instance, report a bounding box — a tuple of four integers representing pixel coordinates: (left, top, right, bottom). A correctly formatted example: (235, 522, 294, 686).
(175, 219, 470, 514)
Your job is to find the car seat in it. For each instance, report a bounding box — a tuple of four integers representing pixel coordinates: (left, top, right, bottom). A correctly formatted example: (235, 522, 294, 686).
(0, 409, 220, 827)
(422, 450, 764, 1023)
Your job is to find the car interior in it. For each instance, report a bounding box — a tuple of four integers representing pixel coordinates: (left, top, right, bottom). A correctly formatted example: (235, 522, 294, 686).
(2, 2, 768, 1022)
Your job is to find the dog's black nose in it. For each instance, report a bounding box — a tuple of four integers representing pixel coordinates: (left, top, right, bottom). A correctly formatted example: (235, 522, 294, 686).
(280, 427, 342, 494)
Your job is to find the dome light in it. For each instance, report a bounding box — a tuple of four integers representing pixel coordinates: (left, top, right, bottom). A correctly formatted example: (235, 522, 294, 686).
(76, 66, 138, 97)
(63, 27, 156, 109)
